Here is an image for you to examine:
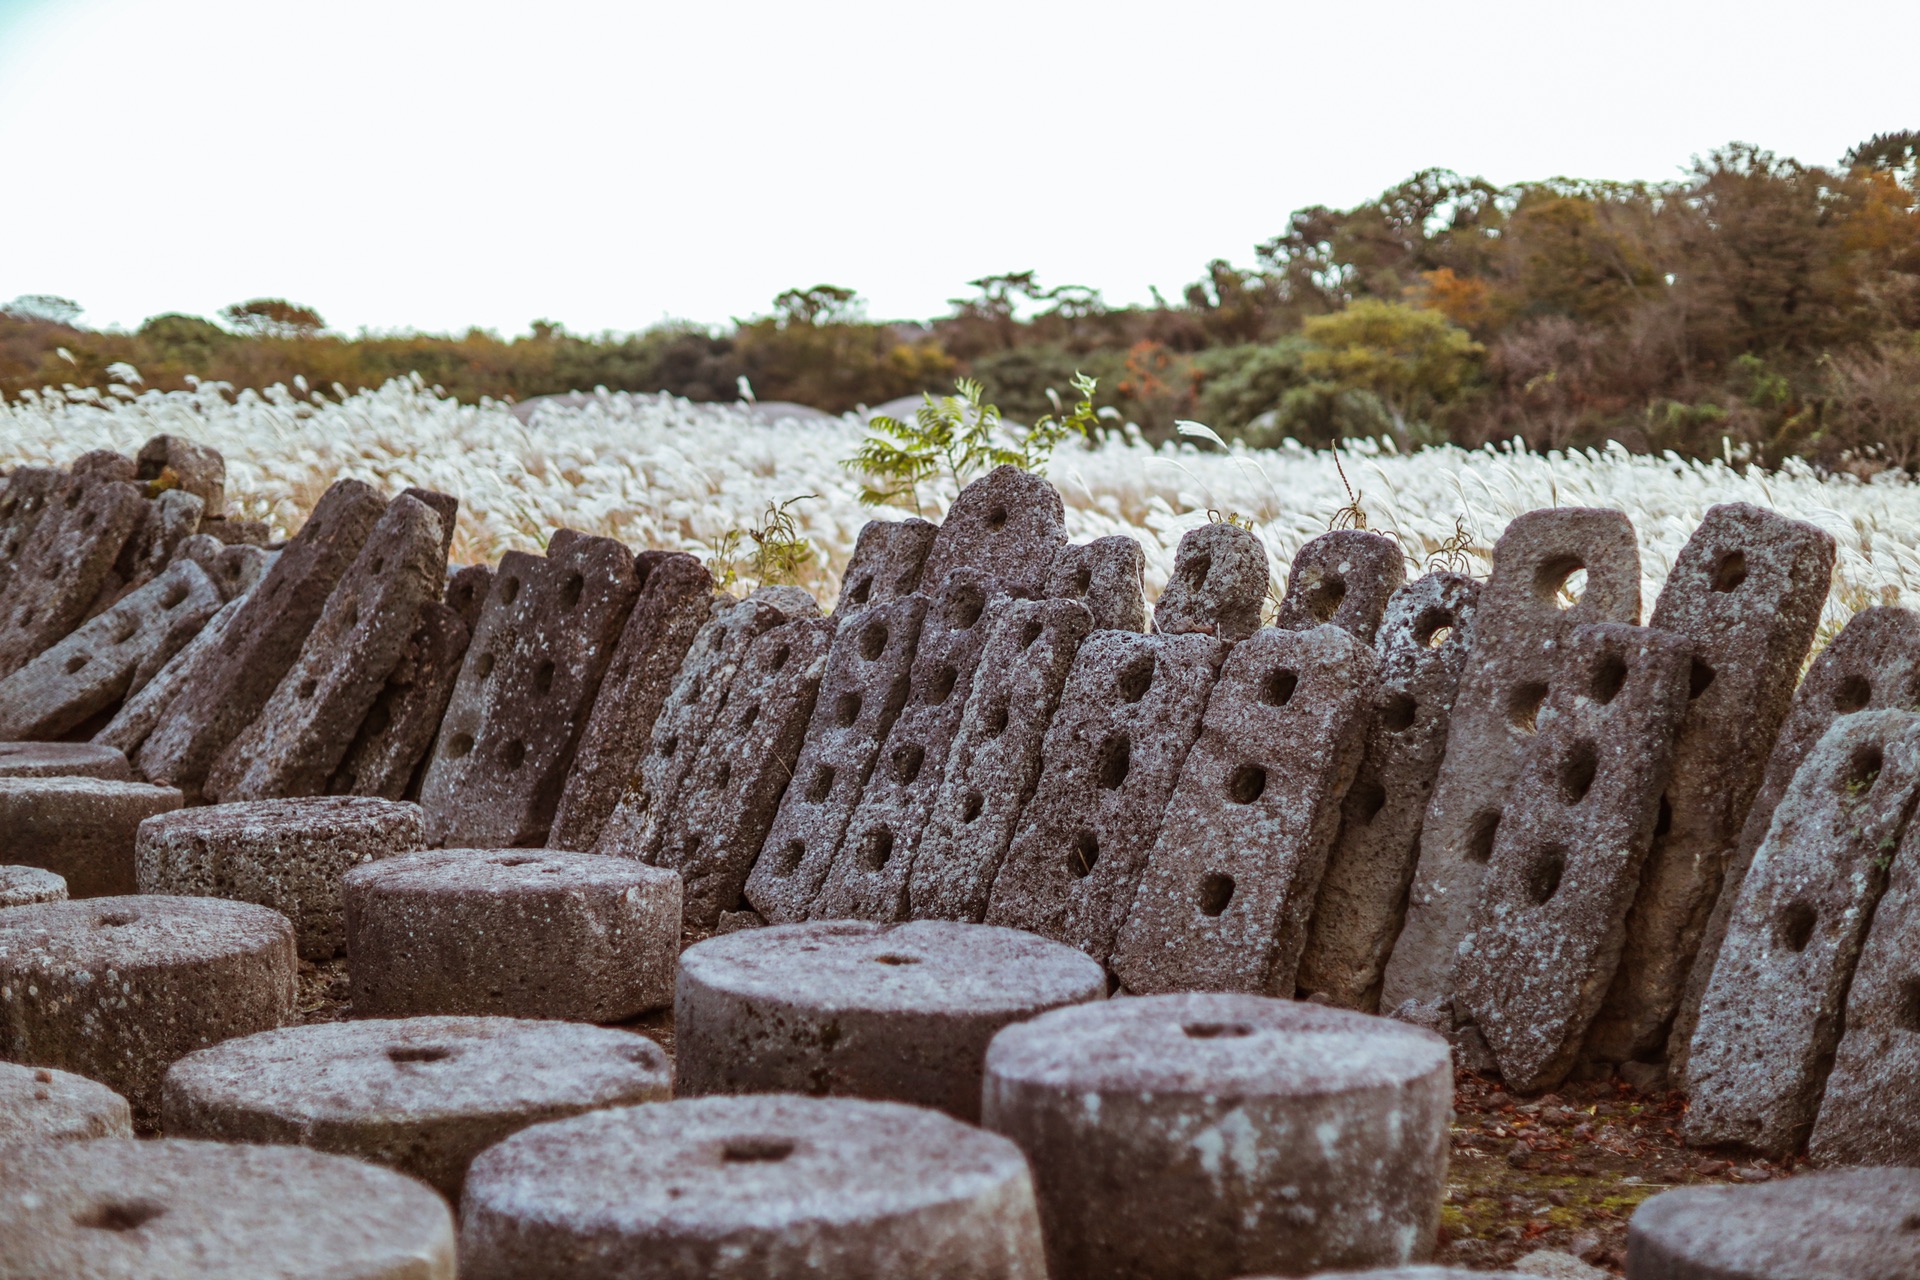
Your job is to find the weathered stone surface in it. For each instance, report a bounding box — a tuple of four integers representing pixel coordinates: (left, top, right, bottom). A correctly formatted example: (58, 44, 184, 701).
(1382, 508, 1641, 1012)
(329, 601, 469, 799)
(1298, 571, 1482, 1009)
(398, 485, 458, 569)
(444, 561, 491, 629)
(0, 1061, 130, 1147)
(1251, 1270, 1503, 1279)
(1112, 625, 1377, 995)
(1275, 528, 1408, 644)
(1586, 504, 1834, 1066)
(346, 848, 680, 1020)
(984, 630, 1223, 964)
(550, 552, 713, 850)
(93, 591, 248, 760)
(91, 487, 204, 615)
(136, 433, 226, 512)
(0, 741, 129, 780)
(1668, 603, 1920, 1081)
(201, 515, 272, 546)
(1455, 624, 1692, 1092)
(135, 478, 387, 800)
(169, 532, 271, 603)
(677, 919, 1104, 1120)
(1045, 535, 1147, 632)
(163, 1016, 671, 1200)
(1626, 1168, 1920, 1279)
(0, 466, 61, 597)
(1152, 520, 1269, 641)
(0, 895, 295, 1121)
(0, 470, 146, 678)
(0, 776, 182, 897)
(918, 463, 1067, 600)
(983, 993, 1451, 1280)
(460, 1094, 1047, 1280)
(834, 516, 937, 616)
(0, 1138, 455, 1278)
(136, 797, 428, 960)
(1684, 710, 1920, 1155)
(0, 865, 66, 907)
(418, 529, 641, 847)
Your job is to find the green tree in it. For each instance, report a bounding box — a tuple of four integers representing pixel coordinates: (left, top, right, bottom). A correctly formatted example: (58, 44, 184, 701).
(1297, 300, 1484, 444)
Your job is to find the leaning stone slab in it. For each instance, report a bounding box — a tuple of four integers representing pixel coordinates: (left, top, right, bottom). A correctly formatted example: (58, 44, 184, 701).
(163, 1016, 671, 1201)
(460, 1094, 1048, 1280)
(0, 741, 130, 780)
(89, 487, 204, 616)
(171, 532, 272, 602)
(1297, 571, 1481, 1009)
(1045, 534, 1147, 632)
(1382, 507, 1641, 1013)
(0, 469, 146, 678)
(1627, 1169, 1920, 1279)
(0, 776, 183, 897)
(1275, 528, 1408, 644)
(1684, 710, 1920, 1156)
(982, 994, 1451, 1280)
(834, 516, 937, 616)
(1151, 520, 1269, 641)
(444, 561, 491, 628)
(93, 590, 248, 760)
(329, 600, 469, 799)
(0, 465, 61, 595)
(0, 1138, 455, 1279)
(136, 433, 226, 511)
(1455, 623, 1692, 1092)
(1112, 624, 1377, 996)
(0, 1062, 130, 1147)
(918, 463, 1067, 600)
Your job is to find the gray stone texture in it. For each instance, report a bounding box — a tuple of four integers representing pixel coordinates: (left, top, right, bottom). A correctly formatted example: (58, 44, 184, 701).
(834, 516, 937, 616)
(982, 993, 1452, 1280)
(90, 487, 204, 616)
(1045, 534, 1147, 632)
(1152, 520, 1269, 642)
(200, 515, 272, 546)
(0, 865, 66, 908)
(0, 1061, 130, 1148)
(676, 919, 1104, 1121)
(0, 741, 130, 780)
(1626, 1168, 1920, 1279)
(445, 561, 492, 630)
(918, 463, 1067, 601)
(94, 591, 248, 760)
(0, 776, 183, 897)
(1276, 528, 1409, 644)
(1382, 507, 1641, 1013)
(1112, 624, 1378, 996)
(170, 531, 272, 602)
(0, 466, 61, 597)
(329, 600, 469, 799)
(1297, 571, 1482, 1009)
(0, 467, 146, 678)
(135, 433, 226, 512)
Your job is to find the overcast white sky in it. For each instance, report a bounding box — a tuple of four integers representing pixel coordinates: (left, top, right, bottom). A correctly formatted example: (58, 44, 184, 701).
(0, 0, 1914, 336)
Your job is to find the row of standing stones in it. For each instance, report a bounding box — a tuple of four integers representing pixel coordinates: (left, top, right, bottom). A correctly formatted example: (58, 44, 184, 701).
(0, 439, 1917, 1275)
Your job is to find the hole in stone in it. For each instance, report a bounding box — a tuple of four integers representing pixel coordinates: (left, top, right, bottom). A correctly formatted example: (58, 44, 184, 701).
(835, 692, 863, 727)
(987, 505, 1009, 530)
(446, 732, 474, 759)
(714, 761, 731, 790)
(1118, 653, 1155, 703)
(982, 701, 1009, 737)
(722, 1137, 796, 1163)
(76, 1200, 166, 1233)
(1591, 653, 1628, 705)
(1712, 550, 1749, 593)
(1523, 844, 1567, 906)
(861, 828, 894, 869)
(962, 791, 984, 823)
(768, 644, 791, 672)
(361, 703, 392, 737)
(1352, 779, 1387, 825)
(1380, 693, 1416, 732)
(873, 953, 920, 966)
(1536, 555, 1585, 609)
(1896, 978, 1920, 1034)
(160, 582, 188, 610)
(535, 661, 556, 695)
(860, 621, 888, 661)
(926, 664, 959, 704)
(949, 585, 985, 630)
(739, 703, 760, 731)
(81, 511, 96, 530)
(1198, 872, 1235, 916)
(342, 603, 360, 630)
(112, 615, 139, 644)
(1508, 682, 1548, 734)
(774, 840, 804, 874)
(1559, 740, 1598, 804)
(387, 1046, 452, 1064)
(1182, 552, 1213, 588)
(1184, 1021, 1253, 1038)
(1904, 1212, 1920, 1233)
(1465, 809, 1501, 864)
(1834, 674, 1871, 713)
(501, 739, 527, 769)
(1097, 734, 1131, 789)
(891, 742, 925, 785)
(1228, 764, 1267, 804)
(370, 556, 386, 576)
(1778, 901, 1817, 952)
(1689, 657, 1716, 700)
(1654, 794, 1673, 839)
(1307, 575, 1347, 622)
(474, 652, 495, 681)
(1413, 607, 1455, 648)
(501, 576, 521, 606)
(497, 857, 537, 867)
(685, 676, 703, 704)
(559, 572, 584, 610)
(1069, 830, 1099, 879)
(1073, 565, 1093, 594)
(1263, 669, 1298, 707)
(64, 653, 88, 674)
(659, 735, 678, 758)
(807, 766, 835, 803)
(1845, 744, 1884, 795)
(1019, 618, 1044, 649)
(296, 678, 318, 700)
(847, 576, 872, 606)
(95, 911, 138, 928)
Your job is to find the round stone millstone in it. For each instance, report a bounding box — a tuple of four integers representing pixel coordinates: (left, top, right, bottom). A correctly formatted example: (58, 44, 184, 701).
(136, 796, 428, 961)
(344, 848, 681, 1021)
(162, 1016, 672, 1201)
(0, 895, 295, 1123)
(0, 1137, 454, 1278)
(675, 919, 1106, 1121)
(0, 1061, 131, 1147)
(0, 741, 131, 780)
(980, 992, 1453, 1280)
(1627, 1167, 1920, 1278)
(459, 1093, 1048, 1280)
(0, 864, 66, 908)
(0, 776, 182, 898)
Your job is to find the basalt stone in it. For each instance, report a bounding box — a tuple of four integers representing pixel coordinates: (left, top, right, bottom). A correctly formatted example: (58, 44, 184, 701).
(136, 433, 226, 511)
(1275, 528, 1408, 644)
(0, 741, 130, 780)
(0, 776, 182, 897)
(1152, 521, 1269, 642)
(1684, 710, 1920, 1156)
(1045, 535, 1147, 632)
(0, 471, 146, 678)
(0, 1138, 455, 1279)
(328, 601, 468, 800)
(460, 1094, 1048, 1280)
(0, 895, 295, 1121)
(136, 797, 428, 961)
(0, 1062, 130, 1147)
(1626, 1169, 1920, 1279)
(162, 1017, 672, 1201)
(550, 552, 713, 851)
(744, 594, 928, 923)
(94, 591, 248, 760)
(1112, 625, 1378, 996)
(135, 478, 387, 800)
(1382, 507, 1641, 1013)
(1297, 572, 1482, 1009)
(1300, 1272, 1517, 1279)
(201, 515, 272, 546)
(918, 464, 1067, 600)
(0, 466, 61, 596)
(676, 919, 1104, 1120)
(399, 485, 458, 569)
(982, 993, 1452, 1280)
(1455, 624, 1692, 1092)
(445, 561, 492, 630)
(0, 865, 66, 907)
(834, 516, 937, 616)
(170, 532, 272, 603)
(91, 487, 204, 615)
(1586, 505, 1834, 1066)
(418, 529, 641, 847)
(1669, 604, 1920, 1082)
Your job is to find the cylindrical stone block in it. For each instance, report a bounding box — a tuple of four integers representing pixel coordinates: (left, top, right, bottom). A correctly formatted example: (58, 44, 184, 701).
(1626, 1168, 1920, 1278)
(0, 1137, 455, 1278)
(0, 895, 296, 1123)
(676, 920, 1106, 1121)
(163, 1016, 672, 1200)
(0, 741, 131, 780)
(0, 776, 182, 897)
(0, 1061, 131, 1148)
(0, 865, 65, 908)
(460, 1093, 1048, 1280)
(136, 797, 428, 960)
(981, 993, 1453, 1280)
(344, 849, 681, 1021)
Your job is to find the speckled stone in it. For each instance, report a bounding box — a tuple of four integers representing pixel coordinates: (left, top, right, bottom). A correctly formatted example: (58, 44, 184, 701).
(1045, 535, 1147, 632)
(0, 741, 130, 780)
(329, 600, 470, 799)
(94, 592, 248, 760)
(169, 532, 272, 604)
(0, 466, 61, 598)
(1275, 528, 1408, 644)
(136, 433, 226, 512)
(982, 993, 1452, 1280)
(1296, 1270, 1519, 1279)
(833, 517, 937, 617)
(1626, 1169, 1920, 1278)
(1151, 521, 1269, 642)
(0, 1061, 130, 1147)
(0, 467, 146, 680)
(0, 865, 65, 908)
(0, 776, 183, 898)
(917, 464, 1067, 601)
(102, 488, 204, 612)
(444, 561, 492, 630)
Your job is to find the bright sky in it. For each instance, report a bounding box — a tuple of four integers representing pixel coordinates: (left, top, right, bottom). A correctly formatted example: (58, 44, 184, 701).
(0, 0, 1914, 337)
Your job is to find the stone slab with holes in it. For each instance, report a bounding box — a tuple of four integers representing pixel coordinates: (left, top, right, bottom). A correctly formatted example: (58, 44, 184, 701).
(94, 589, 247, 760)
(1112, 624, 1377, 996)
(1627, 1168, 1920, 1278)
(345, 848, 680, 1021)
(0, 741, 130, 781)
(0, 1061, 131, 1148)
(136, 797, 428, 961)
(1297, 571, 1481, 1010)
(833, 516, 937, 618)
(1044, 534, 1147, 632)
(0, 465, 63, 597)
(329, 599, 469, 799)
(460, 1093, 1048, 1280)
(0, 776, 182, 898)
(1382, 508, 1642, 1014)
(162, 1016, 671, 1202)
(1151, 520, 1268, 642)
(1275, 528, 1407, 644)
(0, 864, 67, 908)
(1455, 622, 1692, 1092)
(0, 1138, 455, 1279)
(169, 532, 272, 604)
(1685, 709, 1920, 1156)
(676, 919, 1104, 1121)
(95, 488, 203, 615)
(982, 993, 1451, 1280)
(445, 561, 492, 630)
(136, 433, 226, 513)
(917, 464, 1067, 603)
(0, 466, 148, 681)
(0, 895, 295, 1123)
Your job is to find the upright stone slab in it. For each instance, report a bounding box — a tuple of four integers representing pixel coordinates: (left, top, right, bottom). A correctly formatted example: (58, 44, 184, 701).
(0, 465, 61, 596)
(0, 1062, 130, 1147)
(0, 776, 183, 897)
(417, 529, 641, 847)
(834, 516, 936, 616)
(1275, 528, 1408, 644)
(1045, 535, 1147, 632)
(1627, 1169, 1920, 1280)
(0, 865, 66, 907)
(1112, 625, 1378, 995)
(0, 742, 130, 780)
(1381, 507, 1641, 1013)
(1454, 624, 1692, 1092)
(329, 600, 469, 799)
(1152, 521, 1269, 641)
(0, 469, 146, 678)
(1586, 504, 1834, 1065)
(136, 433, 226, 511)
(918, 464, 1067, 599)
(445, 561, 492, 629)
(135, 478, 386, 800)
(1684, 710, 1920, 1156)
(984, 630, 1224, 965)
